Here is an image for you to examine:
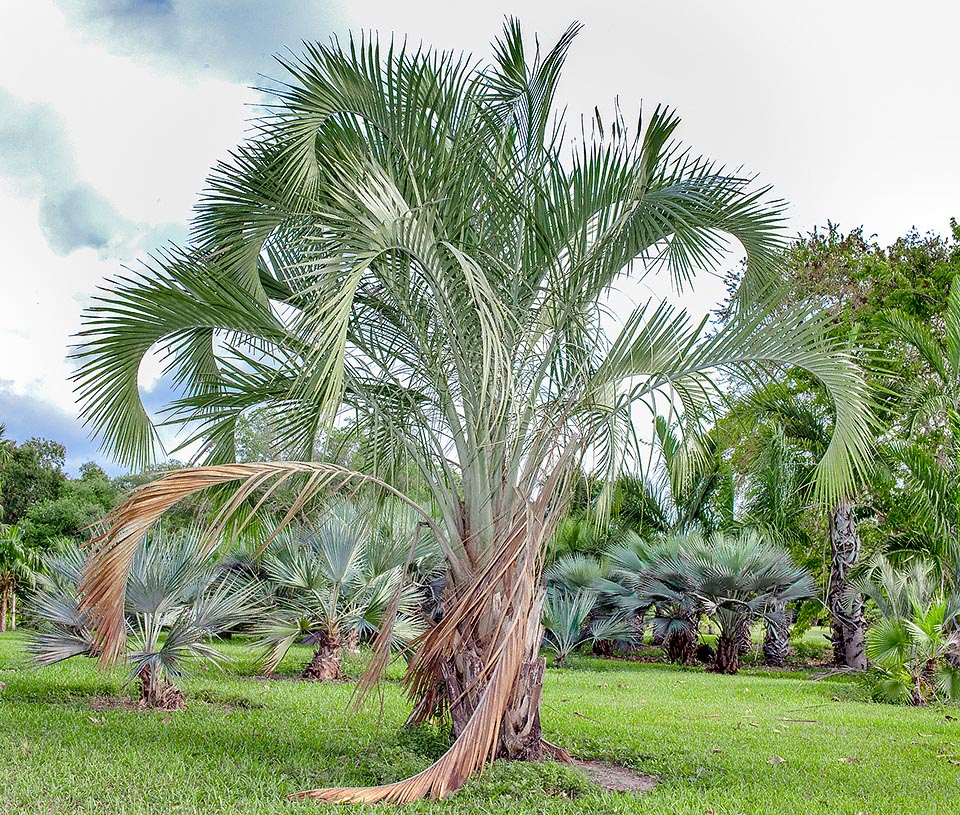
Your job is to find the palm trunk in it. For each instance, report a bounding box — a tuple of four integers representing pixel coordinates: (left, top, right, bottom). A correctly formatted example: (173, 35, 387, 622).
(711, 633, 741, 674)
(303, 630, 341, 681)
(9, 590, 15, 630)
(435, 595, 547, 760)
(664, 624, 697, 665)
(138, 664, 186, 710)
(827, 501, 866, 670)
(0, 585, 7, 633)
(763, 600, 789, 667)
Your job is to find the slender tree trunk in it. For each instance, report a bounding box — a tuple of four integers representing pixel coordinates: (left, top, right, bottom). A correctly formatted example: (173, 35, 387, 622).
(9, 590, 15, 630)
(302, 630, 341, 681)
(650, 606, 667, 646)
(763, 600, 789, 667)
(0, 585, 7, 633)
(827, 501, 867, 670)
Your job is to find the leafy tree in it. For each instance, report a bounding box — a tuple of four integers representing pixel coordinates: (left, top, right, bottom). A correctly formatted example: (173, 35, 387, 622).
(71, 22, 872, 802)
(725, 381, 868, 668)
(720, 223, 960, 670)
(0, 438, 66, 526)
(649, 416, 735, 535)
(878, 277, 960, 585)
(19, 462, 116, 548)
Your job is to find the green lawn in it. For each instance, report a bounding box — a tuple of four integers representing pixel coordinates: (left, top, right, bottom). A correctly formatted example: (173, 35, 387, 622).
(1, 631, 957, 814)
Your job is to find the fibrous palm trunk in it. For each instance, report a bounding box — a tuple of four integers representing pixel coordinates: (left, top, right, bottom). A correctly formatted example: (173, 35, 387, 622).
(711, 634, 741, 674)
(303, 630, 341, 681)
(435, 611, 547, 760)
(763, 600, 789, 667)
(9, 591, 14, 630)
(0, 585, 7, 633)
(827, 501, 866, 670)
(401, 508, 565, 768)
(664, 625, 697, 665)
(138, 664, 186, 710)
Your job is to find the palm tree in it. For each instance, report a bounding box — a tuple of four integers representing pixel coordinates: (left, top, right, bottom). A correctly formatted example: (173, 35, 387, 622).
(625, 530, 815, 673)
(846, 555, 960, 704)
(605, 532, 699, 663)
(732, 383, 869, 670)
(29, 534, 258, 707)
(254, 505, 429, 681)
(71, 22, 873, 802)
(879, 277, 960, 587)
(0, 524, 41, 631)
(541, 589, 635, 665)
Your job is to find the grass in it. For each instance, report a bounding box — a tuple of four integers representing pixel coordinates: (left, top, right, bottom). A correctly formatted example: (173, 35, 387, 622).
(1, 631, 958, 814)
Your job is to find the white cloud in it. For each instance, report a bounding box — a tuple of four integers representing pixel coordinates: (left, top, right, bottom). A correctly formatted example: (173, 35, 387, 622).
(1, 0, 958, 474)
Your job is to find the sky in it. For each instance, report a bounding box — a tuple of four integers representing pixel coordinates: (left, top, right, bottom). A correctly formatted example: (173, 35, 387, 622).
(1, 0, 957, 474)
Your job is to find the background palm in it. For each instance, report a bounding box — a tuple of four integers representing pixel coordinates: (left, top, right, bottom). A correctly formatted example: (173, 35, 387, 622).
(30, 533, 258, 707)
(74, 21, 873, 802)
(254, 504, 430, 681)
(0, 524, 42, 632)
(847, 555, 960, 704)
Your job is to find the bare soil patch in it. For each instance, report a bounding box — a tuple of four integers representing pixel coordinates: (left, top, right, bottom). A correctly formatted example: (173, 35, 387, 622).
(573, 759, 657, 794)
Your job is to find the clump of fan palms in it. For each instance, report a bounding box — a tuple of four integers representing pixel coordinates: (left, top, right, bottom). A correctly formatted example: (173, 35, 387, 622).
(687, 531, 815, 673)
(846, 555, 960, 705)
(253, 503, 431, 681)
(612, 530, 815, 673)
(29, 532, 258, 708)
(605, 533, 699, 664)
(543, 553, 637, 659)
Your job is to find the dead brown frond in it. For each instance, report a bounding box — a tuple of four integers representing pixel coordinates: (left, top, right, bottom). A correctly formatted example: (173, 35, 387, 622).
(78, 461, 441, 669)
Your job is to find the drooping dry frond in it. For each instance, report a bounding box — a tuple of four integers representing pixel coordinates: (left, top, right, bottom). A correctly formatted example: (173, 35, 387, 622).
(295, 594, 529, 803)
(78, 462, 442, 668)
(295, 492, 547, 803)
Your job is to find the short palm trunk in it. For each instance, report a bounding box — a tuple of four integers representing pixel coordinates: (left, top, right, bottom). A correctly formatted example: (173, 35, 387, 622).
(710, 633, 742, 674)
(303, 631, 341, 681)
(441, 639, 547, 760)
(138, 664, 186, 710)
(408, 589, 560, 762)
(763, 605, 790, 668)
(664, 625, 697, 665)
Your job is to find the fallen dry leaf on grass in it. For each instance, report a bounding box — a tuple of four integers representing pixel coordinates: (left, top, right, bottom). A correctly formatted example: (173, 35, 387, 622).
(768, 756, 785, 765)
(838, 757, 859, 764)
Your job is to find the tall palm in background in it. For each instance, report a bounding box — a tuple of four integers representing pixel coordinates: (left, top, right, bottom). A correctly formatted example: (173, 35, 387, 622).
(879, 277, 960, 587)
(72, 21, 873, 802)
(732, 383, 868, 669)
